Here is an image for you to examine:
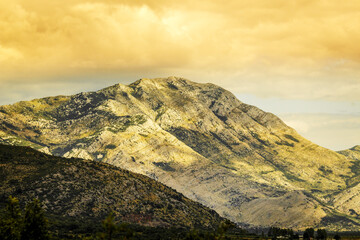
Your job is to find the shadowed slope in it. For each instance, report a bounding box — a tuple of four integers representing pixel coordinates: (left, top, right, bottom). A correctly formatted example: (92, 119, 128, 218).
(0, 144, 223, 229)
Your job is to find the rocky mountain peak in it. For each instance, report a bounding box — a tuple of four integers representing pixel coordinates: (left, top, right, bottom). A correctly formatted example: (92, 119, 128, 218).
(0, 77, 359, 230)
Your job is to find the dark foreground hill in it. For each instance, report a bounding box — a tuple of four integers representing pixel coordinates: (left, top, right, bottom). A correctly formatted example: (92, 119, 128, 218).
(0, 144, 226, 238)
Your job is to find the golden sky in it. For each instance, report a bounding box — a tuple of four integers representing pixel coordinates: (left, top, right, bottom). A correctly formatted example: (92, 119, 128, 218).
(0, 0, 359, 149)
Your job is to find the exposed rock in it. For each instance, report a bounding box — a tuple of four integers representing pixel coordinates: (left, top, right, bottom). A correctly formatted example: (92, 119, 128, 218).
(338, 145, 360, 161)
(0, 77, 359, 230)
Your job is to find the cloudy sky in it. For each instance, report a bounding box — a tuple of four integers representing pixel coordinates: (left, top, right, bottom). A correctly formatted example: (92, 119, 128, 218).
(0, 0, 359, 150)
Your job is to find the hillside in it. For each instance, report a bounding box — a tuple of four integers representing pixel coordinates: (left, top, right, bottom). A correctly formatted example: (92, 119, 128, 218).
(330, 146, 360, 219)
(338, 146, 360, 161)
(0, 77, 359, 230)
(0, 144, 224, 231)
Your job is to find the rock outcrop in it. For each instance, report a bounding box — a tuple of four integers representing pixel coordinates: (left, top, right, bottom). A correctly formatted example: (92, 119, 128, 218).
(1, 77, 359, 230)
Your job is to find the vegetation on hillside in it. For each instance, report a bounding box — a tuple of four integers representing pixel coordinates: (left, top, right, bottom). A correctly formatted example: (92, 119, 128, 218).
(0, 197, 50, 240)
(0, 144, 226, 237)
(1, 77, 360, 230)
(2, 196, 358, 239)
(0, 196, 248, 239)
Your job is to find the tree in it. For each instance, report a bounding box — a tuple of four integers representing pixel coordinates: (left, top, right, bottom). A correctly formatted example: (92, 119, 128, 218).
(288, 229, 294, 239)
(98, 212, 133, 240)
(217, 220, 235, 236)
(0, 196, 23, 240)
(334, 234, 341, 240)
(185, 229, 201, 240)
(316, 229, 327, 240)
(117, 222, 134, 240)
(100, 212, 117, 240)
(304, 228, 315, 240)
(268, 227, 278, 240)
(21, 198, 50, 240)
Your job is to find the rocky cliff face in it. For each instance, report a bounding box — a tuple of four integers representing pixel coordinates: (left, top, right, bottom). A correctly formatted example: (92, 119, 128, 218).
(0, 77, 359, 230)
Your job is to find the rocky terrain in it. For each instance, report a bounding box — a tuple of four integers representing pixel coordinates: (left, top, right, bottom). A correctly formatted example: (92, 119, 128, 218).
(0, 144, 223, 230)
(0, 76, 359, 230)
(331, 146, 360, 220)
(338, 145, 360, 161)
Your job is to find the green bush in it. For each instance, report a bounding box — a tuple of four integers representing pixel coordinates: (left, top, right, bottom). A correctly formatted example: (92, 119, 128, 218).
(0, 197, 50, 240)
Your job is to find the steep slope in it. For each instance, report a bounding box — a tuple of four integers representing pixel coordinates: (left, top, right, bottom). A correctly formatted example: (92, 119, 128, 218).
(330, 146, 360, 218)
(0, 77, 359, 230)
(0, 144, 223, 229)
(338, 145, 360, 161)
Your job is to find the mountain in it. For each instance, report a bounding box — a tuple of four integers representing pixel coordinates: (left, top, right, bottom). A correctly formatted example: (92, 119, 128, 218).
(338, 145, 360, 161)
(0, 76, 359, 230)
(330, 146, 360, 221)
(0, 144, 224, 231)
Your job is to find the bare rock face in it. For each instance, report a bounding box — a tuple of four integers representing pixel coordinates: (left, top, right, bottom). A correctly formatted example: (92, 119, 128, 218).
(1, 77, 359, 230)
(332, 146, 360, 218)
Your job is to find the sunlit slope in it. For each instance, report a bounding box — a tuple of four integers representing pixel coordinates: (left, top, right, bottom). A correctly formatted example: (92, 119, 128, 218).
(1, 77, 359, 230)
(330, 146, 360, 218)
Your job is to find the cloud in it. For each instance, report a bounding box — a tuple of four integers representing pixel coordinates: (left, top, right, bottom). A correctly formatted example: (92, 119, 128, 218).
(0, 45, 23, 62)
(0, 0, 360, 101)
(0, 1, 358, 149)
(283, 120, 310, 133)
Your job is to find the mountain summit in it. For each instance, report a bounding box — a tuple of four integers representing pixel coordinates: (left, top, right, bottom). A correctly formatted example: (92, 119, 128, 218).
(1, 77, 359, 230)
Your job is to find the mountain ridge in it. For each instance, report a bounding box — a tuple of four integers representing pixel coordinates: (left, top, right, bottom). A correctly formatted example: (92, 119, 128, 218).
(0, 76, 359, 231)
